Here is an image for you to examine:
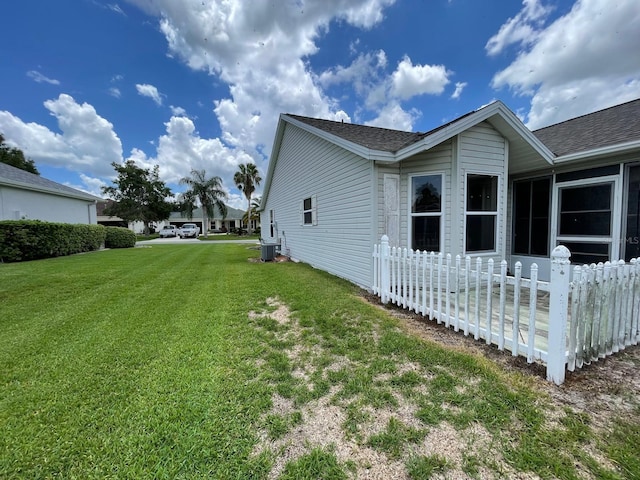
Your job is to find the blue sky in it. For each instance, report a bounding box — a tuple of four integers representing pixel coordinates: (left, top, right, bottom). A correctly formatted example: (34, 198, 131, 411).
(1, 0, 639, 208)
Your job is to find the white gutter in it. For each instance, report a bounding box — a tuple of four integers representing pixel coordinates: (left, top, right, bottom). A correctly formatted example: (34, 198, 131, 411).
(553, 139, 640, 164)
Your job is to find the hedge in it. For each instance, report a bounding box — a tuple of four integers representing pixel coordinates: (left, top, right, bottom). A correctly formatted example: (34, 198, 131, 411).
(105, 226, 137, 248)
(0, 221, 107, 263)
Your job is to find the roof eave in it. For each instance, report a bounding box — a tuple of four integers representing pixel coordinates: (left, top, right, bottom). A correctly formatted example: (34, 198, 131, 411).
(553, 139, 640, 164)
(0, 177, 99, 202)
(259, 115, 289, 211)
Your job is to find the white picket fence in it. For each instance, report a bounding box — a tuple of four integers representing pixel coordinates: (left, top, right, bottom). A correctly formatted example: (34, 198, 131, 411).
(372, 235, 640, 384)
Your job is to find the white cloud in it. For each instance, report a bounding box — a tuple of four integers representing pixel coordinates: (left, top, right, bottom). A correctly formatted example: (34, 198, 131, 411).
(451, 81, 467, 99)
(365, 102, 419, 131)
(485, 0, 553, 56)
(66, 174, 108, 198)
(135, 83, 163, 105)
(26, 70, 60, 85)
(490, 0, 640, 128)
(0, 94, 123, 177)
(109, 87, 121, 98)
(124, 0, 397, 157)
(108, 4, 126, 16)
(391, 57, 451, 99)
(170, 105, 186, 116)
(135, 115, 258, 207)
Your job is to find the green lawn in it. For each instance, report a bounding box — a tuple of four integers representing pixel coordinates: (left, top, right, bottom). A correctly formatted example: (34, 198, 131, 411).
(1, 244, 638, 479)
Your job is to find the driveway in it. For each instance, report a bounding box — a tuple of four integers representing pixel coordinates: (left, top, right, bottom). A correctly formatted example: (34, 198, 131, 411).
(136, 237, 260, 246)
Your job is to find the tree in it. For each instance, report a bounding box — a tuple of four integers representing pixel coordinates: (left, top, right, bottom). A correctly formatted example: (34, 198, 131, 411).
(179, 169, 227, 239)
(101, 160, 173, 234)
(242, 196, 261, 226)
(234, 163, 262, 235)
(0, 134, 39, 175)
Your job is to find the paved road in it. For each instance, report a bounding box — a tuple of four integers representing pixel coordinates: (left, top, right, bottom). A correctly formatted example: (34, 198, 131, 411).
(136, 237, 260, 245)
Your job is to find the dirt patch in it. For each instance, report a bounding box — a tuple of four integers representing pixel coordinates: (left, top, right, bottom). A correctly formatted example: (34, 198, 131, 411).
(250, 294, 639, 478)
(360, 291, 640, 427)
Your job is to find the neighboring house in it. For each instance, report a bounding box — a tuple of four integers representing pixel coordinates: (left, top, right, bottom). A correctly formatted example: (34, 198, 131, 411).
(0, 162, 100, 224)
(168, 205, 251, 232)
(96, 199, 128, 228)
(97, 202, 255, 234)
(260, 98, 640, 287)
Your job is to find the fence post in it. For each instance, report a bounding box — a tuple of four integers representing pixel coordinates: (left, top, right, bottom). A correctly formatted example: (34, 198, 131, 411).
(547, 245, 572, 385)
(380, 235, 390, 304)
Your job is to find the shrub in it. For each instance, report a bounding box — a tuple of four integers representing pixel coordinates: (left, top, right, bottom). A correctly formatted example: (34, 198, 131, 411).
(0, 221, 106, 262)
(105, 227, 137, 249)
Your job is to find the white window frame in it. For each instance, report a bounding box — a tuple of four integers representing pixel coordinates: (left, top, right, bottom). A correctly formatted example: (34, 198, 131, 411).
(301, 195, 317, 226)
(408, 172, 444, 252)
(464, 172, 501, 255)
(269, 209, 276, 238)
(551, 172, 622, 262)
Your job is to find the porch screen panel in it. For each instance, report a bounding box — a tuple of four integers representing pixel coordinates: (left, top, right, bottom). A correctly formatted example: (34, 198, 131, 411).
(411, 174, 442, 252)
(513, 178, 550, 256)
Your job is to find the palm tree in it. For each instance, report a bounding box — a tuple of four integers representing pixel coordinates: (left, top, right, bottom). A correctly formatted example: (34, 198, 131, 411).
(234, 163, 262, 235)
(178, 169, 227, 238)
(242, 196, 261, 227)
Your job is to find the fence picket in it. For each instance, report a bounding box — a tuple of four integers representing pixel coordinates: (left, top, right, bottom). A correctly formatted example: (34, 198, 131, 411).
(474, 257, 482, 340)
(464, 256, 471, 336)
(498, 260, 507, 351)
(486, 259, 494, 345)
(527, 264, 538, 364)
(513, 262, 522, 357)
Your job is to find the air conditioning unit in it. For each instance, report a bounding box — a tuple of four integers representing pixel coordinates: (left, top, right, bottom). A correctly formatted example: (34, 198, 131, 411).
(261, 243, 280, 261)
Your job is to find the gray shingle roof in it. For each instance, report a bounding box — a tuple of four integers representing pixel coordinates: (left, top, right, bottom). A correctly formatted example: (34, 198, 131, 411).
(287, 110, 479, 153)
(533, 98, 640, 157)
(0, 162, 100, 201)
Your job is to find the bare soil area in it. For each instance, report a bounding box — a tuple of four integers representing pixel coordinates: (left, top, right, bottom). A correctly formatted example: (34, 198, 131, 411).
(365, 292, 640, 428)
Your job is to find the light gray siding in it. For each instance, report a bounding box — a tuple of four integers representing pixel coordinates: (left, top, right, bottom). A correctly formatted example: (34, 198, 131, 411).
(0, 185, 97, 224)
(457, 123, 508, 263)
(262, 123, 374, 288)
(397, 141, 454, 251)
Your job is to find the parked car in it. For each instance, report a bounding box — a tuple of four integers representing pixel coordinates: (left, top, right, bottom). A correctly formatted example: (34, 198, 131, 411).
(158, 225, 179, 238)
(179, 223, 200, 238)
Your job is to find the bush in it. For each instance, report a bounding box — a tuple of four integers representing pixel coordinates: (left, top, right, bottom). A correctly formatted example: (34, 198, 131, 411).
(0, 221, 106, 262)
(105, 227, 137, 249)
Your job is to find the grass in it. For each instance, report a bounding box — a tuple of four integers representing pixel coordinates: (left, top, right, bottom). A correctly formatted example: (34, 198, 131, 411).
(1, 243, 638, 479)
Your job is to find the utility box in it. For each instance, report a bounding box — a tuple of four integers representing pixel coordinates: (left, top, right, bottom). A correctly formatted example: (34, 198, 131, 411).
(261, 243, 280, 261)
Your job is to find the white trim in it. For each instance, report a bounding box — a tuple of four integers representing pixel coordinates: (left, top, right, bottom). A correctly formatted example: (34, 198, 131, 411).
(302, 195, 316, 226)
(552, 172, 622, 261)
(407, 172, 445, 252)
(554, 140, 640, 164)
(463, 172, 502, 255)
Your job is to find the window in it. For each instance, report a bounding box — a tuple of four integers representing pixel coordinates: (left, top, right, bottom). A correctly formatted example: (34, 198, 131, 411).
(625, 165, 640, 261)
(302, 195, 316, 226)
(466, 174, 498, 252)
(556, 180, 614, 264)
(410, 174, 442, 251)
(269, 209, 275, 237)
(513, 178, 551, 256)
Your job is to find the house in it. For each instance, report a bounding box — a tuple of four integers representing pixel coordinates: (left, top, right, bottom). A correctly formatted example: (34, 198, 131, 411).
(0, 162, 100, 224)
(97, 201, 257, 234)
(260, 98, 640, 287)
(168, 205, 252, 232)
